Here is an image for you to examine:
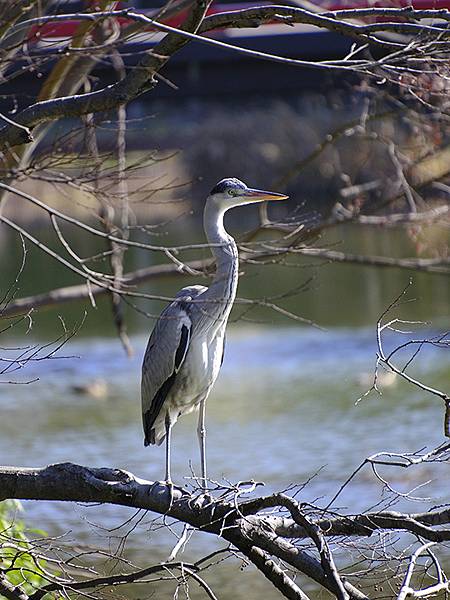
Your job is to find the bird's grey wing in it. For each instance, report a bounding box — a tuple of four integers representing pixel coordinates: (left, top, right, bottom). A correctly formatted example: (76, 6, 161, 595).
(141, 302, 191, 446)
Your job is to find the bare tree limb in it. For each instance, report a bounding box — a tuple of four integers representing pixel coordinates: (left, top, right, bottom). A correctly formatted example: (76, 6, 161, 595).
(0, 260, 208, 318)
(263, 507, 450, 542)
(5, 458, 445, 599)
(396, 542, 450, 600)
(0, 462, 365, 600)
(28, 561, 203, 599)
(297, 248, 450, 275)
(3, 4, 450, 149)
(0, 3, 213, 149)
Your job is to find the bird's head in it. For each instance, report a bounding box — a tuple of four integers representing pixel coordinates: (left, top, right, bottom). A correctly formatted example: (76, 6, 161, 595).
(208, 178, 288, 210)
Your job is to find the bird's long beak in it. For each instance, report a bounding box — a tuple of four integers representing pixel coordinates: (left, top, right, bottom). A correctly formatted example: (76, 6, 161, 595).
(245, 188, 289, 202)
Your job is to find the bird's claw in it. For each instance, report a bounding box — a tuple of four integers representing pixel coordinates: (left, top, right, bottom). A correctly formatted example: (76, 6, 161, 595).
(202, 491, 214, 506)
(190, 488, 214, 509)
(151, 479, 176, 511)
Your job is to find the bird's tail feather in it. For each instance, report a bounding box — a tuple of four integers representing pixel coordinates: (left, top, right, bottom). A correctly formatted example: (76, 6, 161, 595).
(144, 427, 166, 446)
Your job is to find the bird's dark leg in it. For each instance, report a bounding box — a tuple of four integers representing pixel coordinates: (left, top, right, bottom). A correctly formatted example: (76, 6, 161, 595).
(197, 398, 207, 492)
(164, 412, 174, 507)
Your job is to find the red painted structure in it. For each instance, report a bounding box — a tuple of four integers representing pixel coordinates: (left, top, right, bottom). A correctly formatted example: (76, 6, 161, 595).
(28, 0, 450, 43)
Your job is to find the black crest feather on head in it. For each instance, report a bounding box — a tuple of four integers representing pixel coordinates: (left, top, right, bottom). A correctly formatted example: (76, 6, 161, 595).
(210, 178, 246, 196)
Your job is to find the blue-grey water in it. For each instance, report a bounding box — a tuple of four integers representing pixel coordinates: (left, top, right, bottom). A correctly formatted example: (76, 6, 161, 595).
(1, 222, 449, 598)
(1, 323, 449, 596)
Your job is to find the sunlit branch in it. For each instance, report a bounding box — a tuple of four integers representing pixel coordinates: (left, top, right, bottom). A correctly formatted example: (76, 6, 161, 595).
(396, 542, 448, 600)
(0, 260, 208, 318)
(0, 183, 234, 255)
(372, 283, 450, 436)
(0, 462, 368, 600)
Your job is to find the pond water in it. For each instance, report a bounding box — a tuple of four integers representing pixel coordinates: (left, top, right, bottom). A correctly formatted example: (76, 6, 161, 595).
(0, 223, 449, 598)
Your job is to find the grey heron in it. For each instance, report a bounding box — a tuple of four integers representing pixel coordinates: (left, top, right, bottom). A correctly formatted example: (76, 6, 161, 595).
(141, 178, 288, 489)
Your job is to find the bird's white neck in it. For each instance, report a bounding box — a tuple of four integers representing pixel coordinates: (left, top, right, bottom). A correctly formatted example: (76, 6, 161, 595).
(203, 198, 239, 309)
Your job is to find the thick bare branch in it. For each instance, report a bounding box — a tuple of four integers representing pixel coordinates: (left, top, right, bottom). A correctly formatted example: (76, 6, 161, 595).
(200, 4, 450, 43)
(263, 507, 450, 542)
(297, 248, 450, 275)
(0, 462, 365, 600)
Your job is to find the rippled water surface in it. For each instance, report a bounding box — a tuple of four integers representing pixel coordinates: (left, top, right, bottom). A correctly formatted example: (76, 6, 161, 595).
(1, 321, 449, 597)
(1, 222, 449, 598)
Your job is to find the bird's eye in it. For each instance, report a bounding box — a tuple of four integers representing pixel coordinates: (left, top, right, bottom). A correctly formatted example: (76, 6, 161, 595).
(227, 189, 234, 196)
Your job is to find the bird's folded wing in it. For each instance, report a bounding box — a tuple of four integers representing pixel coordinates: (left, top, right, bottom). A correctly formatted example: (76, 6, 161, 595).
(141, 302, 192, 433)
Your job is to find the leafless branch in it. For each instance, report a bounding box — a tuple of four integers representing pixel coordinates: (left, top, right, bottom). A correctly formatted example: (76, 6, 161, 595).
(0, 462, 374, 600)
(397, 542, 450, 600)
(2, 5, 450, 148)
(369, 282, 450, 436)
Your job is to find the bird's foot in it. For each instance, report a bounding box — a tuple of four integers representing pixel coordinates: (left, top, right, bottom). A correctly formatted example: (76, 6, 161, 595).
(151, 479, 176, 511)
(202, 491, 214, 506)
(194, 475, 214, 505)
(195, 484, 214, 507)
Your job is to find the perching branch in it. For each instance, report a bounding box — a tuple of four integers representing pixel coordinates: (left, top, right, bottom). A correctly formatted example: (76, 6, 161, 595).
(0, 462, 360, 600)
(2, 460, 450, 599)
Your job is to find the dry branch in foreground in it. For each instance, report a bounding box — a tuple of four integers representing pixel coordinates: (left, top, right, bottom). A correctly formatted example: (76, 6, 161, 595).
(1, 460, 450, 600)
